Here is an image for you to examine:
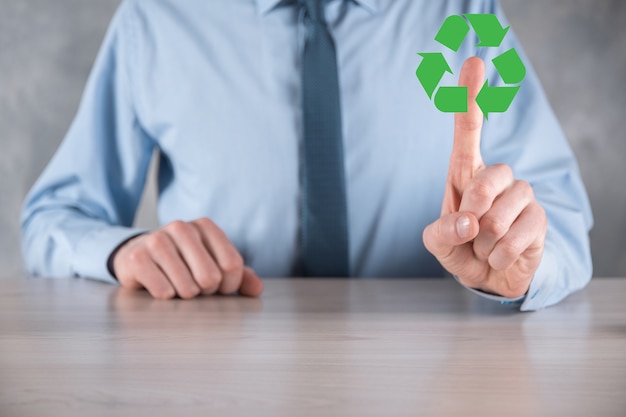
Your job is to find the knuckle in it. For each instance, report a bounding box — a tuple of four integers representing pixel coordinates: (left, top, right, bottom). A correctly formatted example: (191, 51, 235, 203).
(194, 217, 215, 231)
(127, 247, 151, 267)
(494, 163, 513, 179)
(467, 179, 494, 201)
(480, 215, 508, 238)
(515, 180, 534, 198)
(166, 220, 190, 236)
(193, 264, 222, 289)
(146, 232, 169, 253)
(196, 273, 221, 290)
(221, 251, 244, 275)
(531, 201, 546, 220)
(499, 237, 524, 259)
(126, 248, 142, 264)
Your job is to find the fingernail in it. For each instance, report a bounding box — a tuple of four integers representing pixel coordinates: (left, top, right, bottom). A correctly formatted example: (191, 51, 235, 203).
(456, 215, 471, 239)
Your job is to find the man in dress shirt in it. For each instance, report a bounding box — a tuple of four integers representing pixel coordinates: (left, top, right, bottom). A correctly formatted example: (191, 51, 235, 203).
(21, 0, 593, 310)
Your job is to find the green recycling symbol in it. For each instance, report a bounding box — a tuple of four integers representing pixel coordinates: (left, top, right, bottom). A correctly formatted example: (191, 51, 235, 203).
(416, 14, 526, 118)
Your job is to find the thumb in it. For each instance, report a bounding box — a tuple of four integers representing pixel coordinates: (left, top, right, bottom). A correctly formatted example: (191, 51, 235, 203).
(423, 212, 479, 259)
(239, 266, 264, 297)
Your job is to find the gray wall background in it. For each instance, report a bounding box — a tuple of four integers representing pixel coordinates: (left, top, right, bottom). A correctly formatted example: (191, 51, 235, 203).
(1, 0, 625, 279)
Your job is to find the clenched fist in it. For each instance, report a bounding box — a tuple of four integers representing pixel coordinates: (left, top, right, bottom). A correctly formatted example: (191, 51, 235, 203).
(423, 57, 547, 299)
(111, 218, 263, 299)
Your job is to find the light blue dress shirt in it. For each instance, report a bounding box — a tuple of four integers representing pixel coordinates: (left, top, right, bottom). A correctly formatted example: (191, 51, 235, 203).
(21, 0, 593, 311)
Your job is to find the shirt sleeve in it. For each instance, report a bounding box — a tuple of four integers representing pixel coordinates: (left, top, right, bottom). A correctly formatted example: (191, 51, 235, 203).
(20, 1, 154, 284)
(454, 0, 593, 311)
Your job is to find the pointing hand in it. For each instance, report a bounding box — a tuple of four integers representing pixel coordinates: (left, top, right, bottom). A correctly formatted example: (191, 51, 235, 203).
(423, 57, 547, 298)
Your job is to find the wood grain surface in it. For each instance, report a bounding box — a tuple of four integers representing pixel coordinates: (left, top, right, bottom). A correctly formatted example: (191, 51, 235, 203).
(0, 277, 625, 417)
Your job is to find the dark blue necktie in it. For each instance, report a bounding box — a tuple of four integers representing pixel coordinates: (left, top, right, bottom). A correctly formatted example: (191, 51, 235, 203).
(299, 0, 350, 277)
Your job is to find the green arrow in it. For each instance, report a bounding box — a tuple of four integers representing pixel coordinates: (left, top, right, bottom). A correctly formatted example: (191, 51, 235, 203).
(416, 53, 452, 99)
(475, 80, 520, 119)
(435, 15, 470, 52)
(492, 48, 526, 84)
(464, 14, 510, 47)
(434, 86, 468, 112)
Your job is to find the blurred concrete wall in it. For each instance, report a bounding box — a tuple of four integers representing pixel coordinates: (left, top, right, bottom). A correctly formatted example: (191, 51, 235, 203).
(1, 0, 625, 278)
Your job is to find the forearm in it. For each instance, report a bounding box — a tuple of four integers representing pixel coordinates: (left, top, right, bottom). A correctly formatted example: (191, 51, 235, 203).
(520, 194, 592, 311)
(21, 205, 146, 283)
(20, 2, 154, 283)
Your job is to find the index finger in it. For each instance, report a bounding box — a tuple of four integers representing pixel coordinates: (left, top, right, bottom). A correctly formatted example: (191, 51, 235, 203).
(449, 56, 486, 191)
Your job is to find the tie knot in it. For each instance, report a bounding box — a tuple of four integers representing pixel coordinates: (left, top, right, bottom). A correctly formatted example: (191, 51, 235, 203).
(299, 0, 326, 25)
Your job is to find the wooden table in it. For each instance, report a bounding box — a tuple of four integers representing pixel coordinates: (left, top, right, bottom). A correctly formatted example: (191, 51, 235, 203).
(0, 277, 625, 417)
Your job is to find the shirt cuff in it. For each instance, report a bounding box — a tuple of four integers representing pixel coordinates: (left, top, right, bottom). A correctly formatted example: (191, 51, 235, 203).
(71, 226, 148, 285)
(518, 240, 560, 312)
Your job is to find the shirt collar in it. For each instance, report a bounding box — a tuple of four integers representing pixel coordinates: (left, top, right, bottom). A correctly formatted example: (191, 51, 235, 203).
(255, 0, 379, 15)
